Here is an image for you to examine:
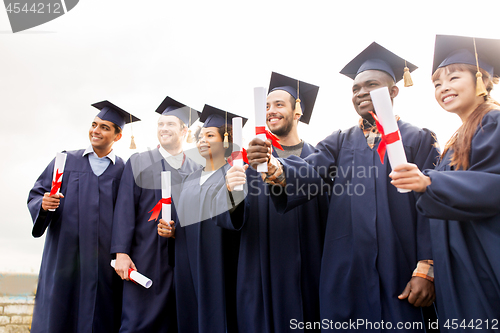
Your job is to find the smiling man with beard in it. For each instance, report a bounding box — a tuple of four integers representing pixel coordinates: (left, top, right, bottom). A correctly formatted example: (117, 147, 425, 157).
(111, 96, 200, 333)
(230, 72, 329, 333)
(246, 44, 441, 331)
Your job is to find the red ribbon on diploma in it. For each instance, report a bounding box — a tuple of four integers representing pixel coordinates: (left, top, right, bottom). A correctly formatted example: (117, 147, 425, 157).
(128, 268, 138, 285)
(50, 169, 63, 196)
(228, 148, 248, 166)
(368, 111, 401, 164)
(255, 126, 284, 150)
(148, 197, 172, 221)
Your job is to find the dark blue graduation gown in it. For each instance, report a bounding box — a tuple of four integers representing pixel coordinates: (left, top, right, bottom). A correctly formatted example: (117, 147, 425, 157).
(273, 121, 440, 331)
(235, 142, 328, 333)
(27, 149, 125, 333)
(174, 163, 244, 333)
(417, 111, 500, 330)
(110, 149, 199, 333)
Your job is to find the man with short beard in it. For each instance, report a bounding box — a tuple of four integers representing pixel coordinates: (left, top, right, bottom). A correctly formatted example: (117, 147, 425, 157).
(228, 72, 329, 333)
(247, 43, 440, 331)
(111, 96, 200, 333)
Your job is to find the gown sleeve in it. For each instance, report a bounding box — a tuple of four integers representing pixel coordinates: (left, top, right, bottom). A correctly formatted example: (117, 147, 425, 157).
(271, 130, 341, 213)
(417, 112, 500, 221)
(110, 157, 141, 254)
(27, 158, 56, 237)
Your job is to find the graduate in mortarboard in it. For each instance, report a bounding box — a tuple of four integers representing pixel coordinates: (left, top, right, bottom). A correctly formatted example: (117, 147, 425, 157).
(27, 101, 140, 333)
(110, 96, 200, 333)
(225, 72, 329, 333)
(159, 104, 247, 333)
(391, 35, 500, 329)
(247, 43, 441, 331)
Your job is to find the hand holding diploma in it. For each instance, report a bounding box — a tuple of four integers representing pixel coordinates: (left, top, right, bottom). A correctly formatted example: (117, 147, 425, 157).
(158, 219, 175, 238)
(226, 164, 249, 191)
(389, 163, 431, 193)
(246, 138, 272, 170)
(111, 256, 153, 289)
(41, 192, 65, 211)
(45, 152, 67, 211)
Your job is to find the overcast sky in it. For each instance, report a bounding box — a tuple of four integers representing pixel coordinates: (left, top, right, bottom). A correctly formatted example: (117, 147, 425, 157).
(1, 0, 500, 273)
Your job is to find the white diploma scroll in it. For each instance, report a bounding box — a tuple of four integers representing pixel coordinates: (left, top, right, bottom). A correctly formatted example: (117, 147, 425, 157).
(161, 171, 171, 222)
(370, 87, 410, 193)
(110, 259, 153, 289)
(49, 152, 67, 211)
(232, 117, 244, 191)
(254, 87, 268, 173)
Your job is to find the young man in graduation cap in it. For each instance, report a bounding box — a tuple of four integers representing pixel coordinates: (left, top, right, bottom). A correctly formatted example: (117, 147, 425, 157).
(226, 72, 329, 333)
(27, 101, 140, 333)
(110, 96, 200, 333)
(247, 44, 441, 330)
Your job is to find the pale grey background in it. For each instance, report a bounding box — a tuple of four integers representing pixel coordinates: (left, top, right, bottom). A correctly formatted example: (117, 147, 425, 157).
(1, 0, 499, 272)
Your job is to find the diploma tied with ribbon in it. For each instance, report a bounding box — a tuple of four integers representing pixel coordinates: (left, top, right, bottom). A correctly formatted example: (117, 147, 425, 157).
(369, 87, 410, 193)
(110, 259, 153, 289)
(49, 152, 67, 211)
(254, 87, 268, 173)
(232, 117, 244, 191)
(147, 171, 172, 222)
(161, 171, 171, 222)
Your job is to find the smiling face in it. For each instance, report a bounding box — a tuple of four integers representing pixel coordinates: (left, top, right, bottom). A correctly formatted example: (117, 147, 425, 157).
(157, 115, 186, 150)
(196, 127, 225, 160)
(433, 66, 485, 120)
(352, 70, 399, 120)
(89, 116, 122, 152)
(266, 89, 297, 137)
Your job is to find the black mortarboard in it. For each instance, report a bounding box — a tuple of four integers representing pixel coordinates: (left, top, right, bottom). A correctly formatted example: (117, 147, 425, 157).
(340, 42, 417, 85)
(154, 96, 199, 126)
(199, 105, 248, 128)
(432, 34, 500, 78)
(92, 100, 140, 129)
(268, 72, 319, 124)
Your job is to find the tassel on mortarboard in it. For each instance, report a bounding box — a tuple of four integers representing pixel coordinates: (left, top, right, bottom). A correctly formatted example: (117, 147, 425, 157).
(186, 107, 194, 143)
(223, 110, 229, 148)
(129, 114, 137, 149)
(295, 80, 303, 116)
(403, 60, 413, 87)
(473, 38, 488, 97)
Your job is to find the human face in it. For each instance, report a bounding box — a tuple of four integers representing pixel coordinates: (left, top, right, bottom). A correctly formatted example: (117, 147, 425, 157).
(157, 115, 185, 150)
(89, 117, 121, 152)
(196, 127, 225, 160)
(433, 68, 484, 121)
(266, 89, 296, 137)
(352, 70, 398, 120)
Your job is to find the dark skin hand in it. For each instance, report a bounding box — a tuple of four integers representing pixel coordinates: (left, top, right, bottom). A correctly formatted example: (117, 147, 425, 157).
(398, 276, 435, 307)
(246, 138, 272, 170)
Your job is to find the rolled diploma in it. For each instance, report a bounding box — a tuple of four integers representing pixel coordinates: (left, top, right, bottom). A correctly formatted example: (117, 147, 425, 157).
(161, 171, 171, 222)
(110, 259, 153, 289)
(369, 87, 410, 193)
(254, 87, 268, 172)
(232, 117, 244, 191)
(49, 152, 67, 211)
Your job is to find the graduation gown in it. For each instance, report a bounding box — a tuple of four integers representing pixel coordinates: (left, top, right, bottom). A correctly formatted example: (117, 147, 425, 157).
(27, 149, 125, 333)
(110, 148, 199, 333)
(235, 142, 328, 333)
(417, 111, 500, 330)
(175, 163, 244, 333)
(273, 121, 440, 331)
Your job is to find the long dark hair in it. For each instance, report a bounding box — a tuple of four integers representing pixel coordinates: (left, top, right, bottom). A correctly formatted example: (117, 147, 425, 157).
(432, 63, 500, 170)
